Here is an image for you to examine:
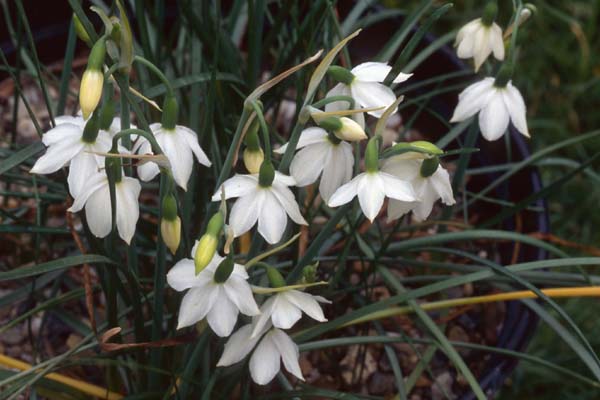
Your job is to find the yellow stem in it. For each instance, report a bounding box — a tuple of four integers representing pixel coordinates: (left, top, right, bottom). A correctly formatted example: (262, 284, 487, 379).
(0, 354, 123, 400)
(344, 286, 600, 327)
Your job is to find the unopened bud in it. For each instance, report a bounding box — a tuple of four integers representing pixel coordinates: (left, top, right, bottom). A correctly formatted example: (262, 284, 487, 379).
(161, 216, 181, 254)
(318, 116, 367, 142)
(80, 39, 106, 119)
(243, 147, 264, 174)
(194, 234, 218, 274)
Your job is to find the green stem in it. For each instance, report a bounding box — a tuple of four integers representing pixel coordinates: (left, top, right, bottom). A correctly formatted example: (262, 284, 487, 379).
(112, 128, 164, 155)
(311, 95, 355, 110)
(133, 55, 174, 97)
(248, 101, 271, 161)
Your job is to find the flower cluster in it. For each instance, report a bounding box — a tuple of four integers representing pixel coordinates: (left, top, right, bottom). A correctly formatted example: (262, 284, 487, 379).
(28, 0, 534, 386)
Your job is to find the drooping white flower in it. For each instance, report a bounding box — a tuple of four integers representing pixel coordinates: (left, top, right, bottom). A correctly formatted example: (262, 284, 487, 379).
(325, 62, 412, 120)
(30, 119, 112, 199)
(455, 18, 504, 72)
(450, 77, 529, 141)
(211, 172, 307, 244)
(250, 289, 330, 337)
(275, 127, 353, 202)
(217, 321, 304, 385)
(135, 123, 211, 190)
(328, 170, 418, 222)
(68, 171, 141, 244)
(166, 251, 259, 337)
(382, 154, 455, 222)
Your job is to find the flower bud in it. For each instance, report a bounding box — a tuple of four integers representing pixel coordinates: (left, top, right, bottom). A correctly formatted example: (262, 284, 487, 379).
(318, 116, 367, 142)
(161, 194, 180, 254)
(194, 212, 224, 274)
(243, 147, 264, 174)
(80, 39, 106, 119)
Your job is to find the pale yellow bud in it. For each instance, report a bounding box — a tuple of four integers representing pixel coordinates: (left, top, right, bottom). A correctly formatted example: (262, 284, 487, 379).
(80, 69, 104, 120)
(161, 216, 181, 254)
(243, 147, 264, 174)
(194, 234, 218, 274)
(335, 117, 368, 142)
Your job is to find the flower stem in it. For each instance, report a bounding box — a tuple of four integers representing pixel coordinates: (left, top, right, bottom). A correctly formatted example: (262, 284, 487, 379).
(133, 55, 174, 97)
(248, 101, 271, 161)
(311, 95, 355, 110)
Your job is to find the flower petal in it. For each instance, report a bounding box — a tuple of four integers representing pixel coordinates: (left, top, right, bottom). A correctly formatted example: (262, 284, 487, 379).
(319, 142, 353, 202)
(450, 78, 495, 122)
(479, 91, 510, 141)
(206, 290, 239, 337)
(41, 122, 82, 146)
(84, 181, 112, 239)
(270, 294, 302, 329)
(115, 177, 141, 244)
(430, 167, 455, 206)
(251, 296, 276, 338)
(490, 23, 505, 61)
(283, 290, 328, 322)
(379, 172, 418, 202)
(30, 137, 84, 175)
(217, 324, 262, 366)
(323, 83, 353, 113)
(387, 199, 418, 222)
(224, 276, 260, 316)
(249, 332, 281, 385)
(473, 26, 493, 72)
(176, 125, 212, 167)
(275, 127, 328, 154)
(161, 131, 194, 190)
(68, 173, 107, 212)
(328, 174, 361, 207)
(167, 258, 208, 291)
(289, 143, 328, 186)
(357, 173, 385, 222)
(381, 157, 421, 181)
(271, 329, 304, 381)
(135, 139, 161, 182)
(258, 190, 288, 244)
(67, 152, 102, 199)
(212, 174, 258, 201)
(503, 83, 529, 138)
(411, 184, 438, 222)
(270, 184, 307, 226)
(229, 190, 262, 237)
(177, 284, 218, 329)
(350, 81, 397, 118)
(351, 62, 412, 84)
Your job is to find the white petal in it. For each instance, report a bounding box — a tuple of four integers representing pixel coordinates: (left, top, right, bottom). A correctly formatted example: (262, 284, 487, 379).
(380, 172, 418, 202)
(135, 139, 160, 182)
(283, 290, 327, 322)
(387, 199, 418, 222)
(68, 173, 107, 212)
(167, 258, 208, 291)
(249, 332, 281, 385)
(319, 142, 353, 202)
(381, 157, 421, 181)
(323, 83, 353, 114)
(211, 174, 258, 201)
(270, 294, 302, 329)
(430, 167, 455, 206)
(351, 82, 397, 118)
(275, 127, 328, 154)
(473, 26, 493, 72)
(503, 83, 529, 137)
(456, 20, 480, 58)
(270, 184, 307, 226)
(30, 137, 84, 174)
(217, 324, 261, 366)
(223, 276, 260, 316)
(251, 296, 276, 338)
(176, 125, 212, 167)
(351, 62, 411, 84)
(67, 152, 101, 199)
(206, 290, 239, 337)
(177, 284, 219, 329)
(54, 116, 85, 128)
(271, 329, 304, 381)
(490, 23, 505, 61)
(41, 123, 82, 146)
(479, 91, 510, 141)
(328, 174, 361, 207)
(411, 185, 438, 222)
(289, 143, 328, 186)
(258, 190, 288, 244)
(115, 177, 141, 244)
(357, 173, 385, 222)
(450, 78, 495, 122)
(273, 172, 296, 187)
(228, 190, 262, 237)
(161, 132, 194, 190)
(84, 181, 112, 239)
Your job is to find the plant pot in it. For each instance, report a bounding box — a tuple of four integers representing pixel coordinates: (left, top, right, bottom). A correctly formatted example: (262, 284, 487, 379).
(344, 7, 549, 400)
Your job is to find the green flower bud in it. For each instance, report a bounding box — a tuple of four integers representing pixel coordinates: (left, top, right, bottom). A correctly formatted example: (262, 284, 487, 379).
(161, 216, 181, 254)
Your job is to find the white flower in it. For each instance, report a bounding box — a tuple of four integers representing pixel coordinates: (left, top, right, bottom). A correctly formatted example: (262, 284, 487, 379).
(217, 321, 304, 385)
(30, 119, 112, 199)
(328, 170, 418, 222)
(68, 171, 141, 244)
(275, 127, 353, 201)
(166, 251, 259, 337)
(382, 154, 455, 222)
(325, 62, 412, 120)
(250, 289, 330, 337)
(450, 77, 529, 141)
(135, 123, 211, 190)
(455, 18, 504, 72)
(211, 172, 307, 244)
